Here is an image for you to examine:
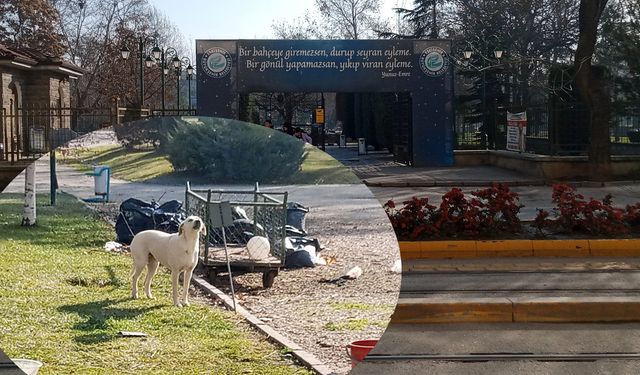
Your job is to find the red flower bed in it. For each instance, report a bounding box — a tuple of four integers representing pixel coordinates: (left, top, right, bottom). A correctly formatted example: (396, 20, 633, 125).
(384, 183, 523, 240)
(385, 183, 640, 241)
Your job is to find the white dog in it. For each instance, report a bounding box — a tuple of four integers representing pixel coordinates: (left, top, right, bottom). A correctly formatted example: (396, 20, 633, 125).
(130, 216, 206, 307)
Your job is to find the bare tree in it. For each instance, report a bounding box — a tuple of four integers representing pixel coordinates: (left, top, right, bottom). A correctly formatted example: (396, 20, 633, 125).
(0, 0, 66, 56)
(315, 0, 389, 39)
(272, 11, 325, 39)
(54, 0, 188, 107)
(273, 0, 389, 40)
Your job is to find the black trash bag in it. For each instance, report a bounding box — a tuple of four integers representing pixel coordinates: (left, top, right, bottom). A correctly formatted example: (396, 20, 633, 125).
(157, 200, 182, 214)
(115, 198, 184, 244)
(209, 219, 264, 246)
(284, 225, 306, 237)
(285, 250, 315, 268)
(284, 236, 321, 268)
(153, 200, 184, 232)
(286, 202, 309, 232)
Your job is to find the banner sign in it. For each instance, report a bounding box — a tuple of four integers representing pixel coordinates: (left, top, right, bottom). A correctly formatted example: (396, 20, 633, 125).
(234, 40, 447, 92)
(506, 111, 527, 152)
(196, 39, 455, 168)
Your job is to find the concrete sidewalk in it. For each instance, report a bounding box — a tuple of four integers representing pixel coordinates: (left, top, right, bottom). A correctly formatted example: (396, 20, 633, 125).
(325, 146, 640, 220)
(325, 145, 545, 187)
(325, 145, 640, 188)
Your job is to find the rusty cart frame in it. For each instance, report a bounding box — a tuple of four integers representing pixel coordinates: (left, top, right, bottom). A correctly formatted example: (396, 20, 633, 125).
(185, 182, 288, 287)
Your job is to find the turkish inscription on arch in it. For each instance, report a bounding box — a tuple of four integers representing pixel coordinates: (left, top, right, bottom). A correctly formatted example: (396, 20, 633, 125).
(195, 39, 454, 167)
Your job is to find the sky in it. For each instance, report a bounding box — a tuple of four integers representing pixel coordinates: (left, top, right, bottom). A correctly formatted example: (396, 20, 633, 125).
(149, 0, 410, 46)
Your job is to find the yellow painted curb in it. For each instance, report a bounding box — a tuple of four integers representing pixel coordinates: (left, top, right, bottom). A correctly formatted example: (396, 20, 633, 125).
(589, 239, 640, 257)
(392, 297, 513, 324)
(398, 239, 640, 259)
(533, 240, 590, 257)
(398, 241, 422, 259)
(477, 240, 533, 257)
(513, 297, 640, 323)
(420, 240, 476, 259)
(391, 297, 640, 324)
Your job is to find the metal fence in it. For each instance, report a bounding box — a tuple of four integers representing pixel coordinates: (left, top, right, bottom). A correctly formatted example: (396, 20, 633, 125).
(150, 109, 197, 117)
(611, 111, 640, 143)
(0, 105, 203, 164)
(1, 106, 114, 163)
(455, 103, 640, 155)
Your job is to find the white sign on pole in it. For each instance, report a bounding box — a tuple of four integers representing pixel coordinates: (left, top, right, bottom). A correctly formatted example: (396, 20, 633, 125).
(506, 111, 527, 152)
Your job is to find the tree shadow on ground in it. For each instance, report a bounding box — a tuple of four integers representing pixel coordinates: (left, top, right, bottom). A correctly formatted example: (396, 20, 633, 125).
(58, 297, 162, 345)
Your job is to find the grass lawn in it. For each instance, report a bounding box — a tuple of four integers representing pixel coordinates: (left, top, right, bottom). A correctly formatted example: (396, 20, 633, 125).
(61, 144, 360, 184)
(61, 146, 173, 182)
(0, 193, 311, 374)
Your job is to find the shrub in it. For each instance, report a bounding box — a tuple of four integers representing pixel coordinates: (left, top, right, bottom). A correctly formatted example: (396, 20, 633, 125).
(625, 203, 640, 228)
(114, 117, 185, 150)
(384, 183, 522, 240)
(384, 197, 437, 240)
(540, 184, 627, 236)
(472, 183, 523, 234)
(166, 117, 305, 183)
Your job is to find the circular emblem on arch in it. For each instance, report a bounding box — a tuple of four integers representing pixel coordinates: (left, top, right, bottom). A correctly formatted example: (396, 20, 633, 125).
(419, 47, 449, 77)
(202, 47, 232, 78)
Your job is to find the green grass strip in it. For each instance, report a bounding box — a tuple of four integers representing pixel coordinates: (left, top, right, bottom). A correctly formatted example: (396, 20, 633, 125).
(0, 193, 310, 374)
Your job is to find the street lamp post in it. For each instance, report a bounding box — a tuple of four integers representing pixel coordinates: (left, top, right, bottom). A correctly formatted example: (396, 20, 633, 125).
(173, 57, 193, 111)
(461, 44, 504, 149)
(186, 64, 194, 110)
(151, 46, 181, 114)
(120, 37, 154, 107)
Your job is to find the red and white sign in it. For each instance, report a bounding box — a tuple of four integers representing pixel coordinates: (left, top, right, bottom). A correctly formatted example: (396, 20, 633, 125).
(506, 111, 527, 152)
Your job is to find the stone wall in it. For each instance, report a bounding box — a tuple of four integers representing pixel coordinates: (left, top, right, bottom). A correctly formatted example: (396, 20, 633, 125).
(454, 149, 640, 180)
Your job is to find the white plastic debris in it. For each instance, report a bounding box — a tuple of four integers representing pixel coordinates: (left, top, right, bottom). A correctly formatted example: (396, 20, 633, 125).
(313, 256, 327, 266)
(391, 259, 402, 274)
(104, 241, 125, 253)
(344, 266, 363, 279)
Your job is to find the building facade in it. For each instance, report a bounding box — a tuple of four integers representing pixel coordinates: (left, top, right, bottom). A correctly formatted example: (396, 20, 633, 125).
(0, 44, 84, 189)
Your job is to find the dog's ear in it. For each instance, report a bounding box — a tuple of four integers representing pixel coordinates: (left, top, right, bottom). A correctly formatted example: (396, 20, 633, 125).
(200, 224, 207, 237)
(178, 222, 184, 237)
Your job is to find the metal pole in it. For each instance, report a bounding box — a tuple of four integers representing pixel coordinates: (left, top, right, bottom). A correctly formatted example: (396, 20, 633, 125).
(161, 50, 165, 115)
(139, 37, 145, 107)
(176, 69, 180, 110)
(50, 149, 57, 206)
(320, 92, 326, 151)
(482, 69, 487, 149)
(187, 75, 192, 111)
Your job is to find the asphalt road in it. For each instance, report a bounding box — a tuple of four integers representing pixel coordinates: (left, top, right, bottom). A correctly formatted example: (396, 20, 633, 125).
(351, 323, 640, 375)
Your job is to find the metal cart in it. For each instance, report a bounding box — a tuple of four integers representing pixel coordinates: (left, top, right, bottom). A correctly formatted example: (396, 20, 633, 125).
(185, 182, 288, 288)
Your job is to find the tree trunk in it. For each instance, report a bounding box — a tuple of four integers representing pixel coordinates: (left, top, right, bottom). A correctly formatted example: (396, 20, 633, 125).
(22, 162, 36, 227)
(573, 0, 611, 180)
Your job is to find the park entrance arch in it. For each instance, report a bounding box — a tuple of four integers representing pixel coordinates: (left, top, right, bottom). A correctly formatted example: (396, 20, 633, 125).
(196, 39, 454, 167)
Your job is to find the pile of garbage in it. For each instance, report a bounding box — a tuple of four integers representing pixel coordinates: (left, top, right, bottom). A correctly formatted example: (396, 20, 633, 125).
(113, 197, 322, 269)
(283, 202, 325, 268)
(114, 198, 185, 244)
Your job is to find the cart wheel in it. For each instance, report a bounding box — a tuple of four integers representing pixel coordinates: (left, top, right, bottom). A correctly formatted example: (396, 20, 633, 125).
(262, 270, 278, 288)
